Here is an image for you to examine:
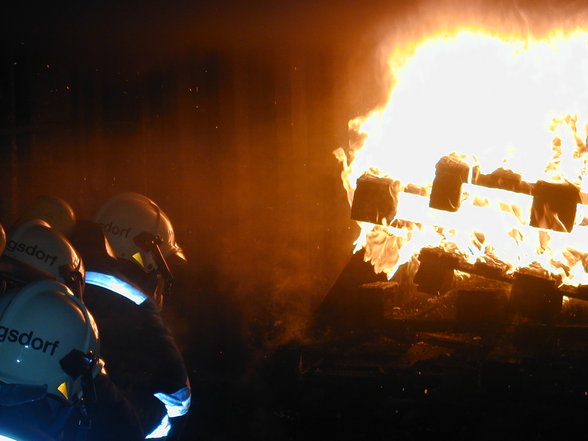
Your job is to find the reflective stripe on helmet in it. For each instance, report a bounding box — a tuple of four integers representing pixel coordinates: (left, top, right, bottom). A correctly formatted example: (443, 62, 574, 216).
(84, 272, 148, 305)
(0, 435, 19, 441)
(145, 385, 191, 439)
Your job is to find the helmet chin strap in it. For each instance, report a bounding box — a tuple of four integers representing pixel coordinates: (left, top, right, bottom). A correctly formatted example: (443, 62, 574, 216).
(59, 260, 85, 300)
(59, 350, 99, 403)
(59, 349, 99, 440)
(133, 232, 175, 302)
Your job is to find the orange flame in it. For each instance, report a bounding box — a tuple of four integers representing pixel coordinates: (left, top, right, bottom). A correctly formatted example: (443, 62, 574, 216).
(337, 24, 588, 287)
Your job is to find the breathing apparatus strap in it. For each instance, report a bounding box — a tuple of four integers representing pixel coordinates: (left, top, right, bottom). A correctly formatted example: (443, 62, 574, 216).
(58, 259, 85, 300)
(133, 232, 175, 298)
(59, 350, 99, 441)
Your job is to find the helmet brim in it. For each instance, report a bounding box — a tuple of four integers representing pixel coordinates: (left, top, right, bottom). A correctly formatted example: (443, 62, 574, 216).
(166, 247, 187, 266)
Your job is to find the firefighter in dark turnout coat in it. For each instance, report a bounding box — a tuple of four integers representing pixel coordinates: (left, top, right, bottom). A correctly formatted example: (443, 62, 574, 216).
(0, 279, 143, 441)
(70, 193, 191, 440)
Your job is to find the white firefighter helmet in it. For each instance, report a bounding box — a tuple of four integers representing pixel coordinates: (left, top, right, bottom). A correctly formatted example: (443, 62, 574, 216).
(93, 192, 186, 272)
(0, 280, 101, 404)
(16, 195, 77, 237)
(4, 220, 85, 299)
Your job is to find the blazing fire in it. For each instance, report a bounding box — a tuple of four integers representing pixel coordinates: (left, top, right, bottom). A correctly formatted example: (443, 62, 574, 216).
(336, 27, 588, 289)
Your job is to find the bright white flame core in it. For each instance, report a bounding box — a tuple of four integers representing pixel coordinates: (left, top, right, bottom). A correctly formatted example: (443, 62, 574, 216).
(340, 28, 588, 285)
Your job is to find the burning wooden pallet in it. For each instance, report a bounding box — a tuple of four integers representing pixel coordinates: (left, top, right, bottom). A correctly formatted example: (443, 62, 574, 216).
(352, 154, 582, 232)
(316, 155, 588, 333)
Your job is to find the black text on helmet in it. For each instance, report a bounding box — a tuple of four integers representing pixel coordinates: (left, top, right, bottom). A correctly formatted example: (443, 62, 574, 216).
(5, 240, 58, 266)
(0, 325, 60, 356)
(100, 222, 131, 238)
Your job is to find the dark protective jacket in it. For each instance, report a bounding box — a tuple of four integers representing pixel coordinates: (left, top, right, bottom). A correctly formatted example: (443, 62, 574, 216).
(0, 373, 143, 441)
(70, 221, 191, 440)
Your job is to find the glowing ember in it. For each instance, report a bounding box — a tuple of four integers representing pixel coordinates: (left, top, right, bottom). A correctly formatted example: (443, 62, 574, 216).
(336, 27, 588, 286)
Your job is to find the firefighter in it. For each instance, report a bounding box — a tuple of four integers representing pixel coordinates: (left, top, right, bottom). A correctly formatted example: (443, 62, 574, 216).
(0, 279, 143, 441)
(2, 219, 84, 299)
(14, 195, 77, 237)
(69, 192, 191, 440)
(92, 192, 186, 308)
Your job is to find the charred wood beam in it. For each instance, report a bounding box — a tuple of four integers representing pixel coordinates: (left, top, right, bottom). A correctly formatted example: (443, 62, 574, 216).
(414, 247, 512, 295)
(471, 167, 532, 195)
(351, 166, 583, 233)
(510, 272, 562, 322)
(572, 285, 588, 302)
(455, 288, 509, 324)
(529, 180, 580, 233)
(413, 247, 459, 295)
(429, 155, 470, 212)
(350, 174, 400, 224)
(312, 249, 389, 334)
(413, 246, 588, 321)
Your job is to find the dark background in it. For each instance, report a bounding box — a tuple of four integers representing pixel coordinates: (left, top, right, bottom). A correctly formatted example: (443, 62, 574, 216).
(0, 2, 404, 440)
(1, 1, 583, 440)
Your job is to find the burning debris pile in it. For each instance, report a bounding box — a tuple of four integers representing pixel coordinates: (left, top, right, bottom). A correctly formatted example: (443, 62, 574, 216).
(265, 21, 588, 441)
(303, 29, 588, 396)
(314, 161, 588, 336)
(322, 28, 588, 333)
(344, 159, 588, 325)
